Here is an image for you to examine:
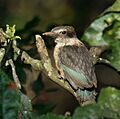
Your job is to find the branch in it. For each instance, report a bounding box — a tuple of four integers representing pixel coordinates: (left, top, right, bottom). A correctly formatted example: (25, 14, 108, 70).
(7, 59, 21, 89)
(21, 51, 43, 70)
(13, 35, 98, 105)
(13, 35, 75, 103)
(89, 45, 109, 64)
(0, 48, 5, 65)
(35, 35, 75, 97)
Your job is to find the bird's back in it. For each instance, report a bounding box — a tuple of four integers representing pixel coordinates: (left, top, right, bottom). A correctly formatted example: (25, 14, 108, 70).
(54, 39, 97, 90)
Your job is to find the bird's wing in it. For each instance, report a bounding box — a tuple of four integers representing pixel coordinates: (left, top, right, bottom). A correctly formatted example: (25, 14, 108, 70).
(59, 44, 97, 89)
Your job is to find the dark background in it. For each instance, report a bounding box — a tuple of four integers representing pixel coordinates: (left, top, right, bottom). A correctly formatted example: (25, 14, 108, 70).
(0, 0, 115, 35)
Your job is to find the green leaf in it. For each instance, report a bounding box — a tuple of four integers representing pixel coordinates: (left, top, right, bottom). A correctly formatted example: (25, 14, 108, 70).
(72, 104, 100, 119)
(5, 25, 21, 43)
(82, 0, 120, 70)
(14, 36, 21, 40)
(82, 13, 120, 46)
(6, 24, 16, 38)
(0, 69, 21, 119)
(0, 69, 33, 118)
(72, 87, 120, 119)
(98, 87, 120, 118)
(98, 87, 120, 112)
(39, 113, 71, 119)
(103, 20, 120, 70)
(102, 0, 120, 14)
(19, 91, 33, 119)
(3, 89, 20, 119)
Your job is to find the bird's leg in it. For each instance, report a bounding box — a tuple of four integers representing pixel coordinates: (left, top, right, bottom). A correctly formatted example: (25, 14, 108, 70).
(58, 71, 63, 79)
(58, 68, 65, 80)
(76, 88, 96, 105)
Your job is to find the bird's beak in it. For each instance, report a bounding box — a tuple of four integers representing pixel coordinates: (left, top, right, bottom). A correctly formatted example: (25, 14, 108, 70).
(42, 32, 54, 37)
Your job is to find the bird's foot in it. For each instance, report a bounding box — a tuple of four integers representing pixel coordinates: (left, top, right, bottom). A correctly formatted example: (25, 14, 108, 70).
(58, 74, 64, 80)
(76, 88, 96, 105)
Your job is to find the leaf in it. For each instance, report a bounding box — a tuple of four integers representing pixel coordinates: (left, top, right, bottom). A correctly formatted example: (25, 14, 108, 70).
(0, 69, 21, 119)
(5, 25, 21, 43)
(72, 87, 120, 119)
(102, 0, 120, 14)
(82, 13, 120, 46)
(72, 104, 100, 119)
(82, 0, 120, 70)
(103, 20, 120, 70)
(19, 91, 33, 118)
(39, 113, 71, 119)
(0, 69, 34, 118)
(14, 36, 21, 40)
(98, 87, 120, 118)
(6, 25, 16, 38)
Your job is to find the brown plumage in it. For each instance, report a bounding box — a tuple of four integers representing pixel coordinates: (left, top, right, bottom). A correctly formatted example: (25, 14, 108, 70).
(43, 26, 97, 103)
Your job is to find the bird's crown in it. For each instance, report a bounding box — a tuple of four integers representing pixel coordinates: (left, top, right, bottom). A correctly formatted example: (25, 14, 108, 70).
(51, 26, 74, 32)
(51, 26, 76, 38)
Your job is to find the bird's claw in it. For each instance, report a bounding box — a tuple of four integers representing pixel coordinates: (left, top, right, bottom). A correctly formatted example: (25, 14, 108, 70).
(58, 76, 63, 80)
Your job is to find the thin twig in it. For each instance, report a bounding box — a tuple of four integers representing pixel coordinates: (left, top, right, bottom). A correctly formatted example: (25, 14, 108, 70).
(7, 59, 21, 89)
(21, 51, 43, 70)
(89, 45, 109, 64)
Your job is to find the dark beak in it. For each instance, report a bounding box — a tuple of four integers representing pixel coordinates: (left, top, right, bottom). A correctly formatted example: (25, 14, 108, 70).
(42, 32, 55, 37)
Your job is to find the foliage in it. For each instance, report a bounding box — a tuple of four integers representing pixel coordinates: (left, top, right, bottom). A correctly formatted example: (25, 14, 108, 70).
(37, 113, 71, 119)
(0, 69, 21, 119)
(82, 0, 120, 71)
(0, 24, 57, 119)
(72, 87, 120, 119)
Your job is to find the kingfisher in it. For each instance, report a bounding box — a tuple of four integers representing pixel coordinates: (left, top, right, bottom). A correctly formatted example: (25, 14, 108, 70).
(43, 26, 97, 104)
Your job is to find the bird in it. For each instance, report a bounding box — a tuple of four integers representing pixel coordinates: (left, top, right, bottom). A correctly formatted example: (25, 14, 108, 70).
(43, 26, 97, 104)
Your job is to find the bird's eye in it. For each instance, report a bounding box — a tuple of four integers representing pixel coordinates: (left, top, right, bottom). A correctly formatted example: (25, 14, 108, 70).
(61, 31, 66, 34)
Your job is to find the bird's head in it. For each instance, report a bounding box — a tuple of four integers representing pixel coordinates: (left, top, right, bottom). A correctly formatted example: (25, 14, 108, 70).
(43, 26, 77, 43)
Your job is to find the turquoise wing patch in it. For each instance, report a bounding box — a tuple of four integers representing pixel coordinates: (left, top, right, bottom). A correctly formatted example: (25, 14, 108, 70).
(61, 64, 90, 86)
